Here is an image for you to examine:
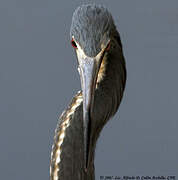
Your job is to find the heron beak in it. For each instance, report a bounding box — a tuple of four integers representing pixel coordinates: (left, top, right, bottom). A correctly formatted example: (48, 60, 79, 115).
(77, 50, 105, 170)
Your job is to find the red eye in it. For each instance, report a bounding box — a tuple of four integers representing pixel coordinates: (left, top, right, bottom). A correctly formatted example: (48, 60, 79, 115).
(71, 39, 77, 48)
(106, 42, 111, 51)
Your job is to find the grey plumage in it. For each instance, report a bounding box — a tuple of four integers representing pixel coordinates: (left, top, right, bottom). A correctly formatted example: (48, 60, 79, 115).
(50, 4, 126, 180)
(70, 4, 115, 57)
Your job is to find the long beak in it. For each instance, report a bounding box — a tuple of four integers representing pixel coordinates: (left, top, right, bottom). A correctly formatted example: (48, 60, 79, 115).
(77, 51, 104, 170)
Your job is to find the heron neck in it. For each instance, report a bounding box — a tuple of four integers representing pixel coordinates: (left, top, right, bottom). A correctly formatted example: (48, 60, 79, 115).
(50, 92, 95, 180)
(50, 40, 126, 180)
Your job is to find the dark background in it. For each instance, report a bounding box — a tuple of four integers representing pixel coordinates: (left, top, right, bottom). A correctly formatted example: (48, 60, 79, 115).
(0, 0, 177, 179)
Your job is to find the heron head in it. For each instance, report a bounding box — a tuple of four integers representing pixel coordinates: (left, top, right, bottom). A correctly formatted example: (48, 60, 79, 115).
(70, 4, 115, 56)
(70, 4, 116, 170)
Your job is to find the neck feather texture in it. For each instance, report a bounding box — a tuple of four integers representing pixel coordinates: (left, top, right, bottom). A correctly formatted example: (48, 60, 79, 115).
(50, 34, 126, 180)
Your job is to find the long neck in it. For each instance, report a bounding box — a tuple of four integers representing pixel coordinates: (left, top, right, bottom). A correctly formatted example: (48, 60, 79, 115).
(50, 33, 126, 180)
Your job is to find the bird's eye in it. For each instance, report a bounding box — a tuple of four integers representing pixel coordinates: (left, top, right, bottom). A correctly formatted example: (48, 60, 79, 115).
(71, 39, 77, 49)
(106, 41, 111, 51)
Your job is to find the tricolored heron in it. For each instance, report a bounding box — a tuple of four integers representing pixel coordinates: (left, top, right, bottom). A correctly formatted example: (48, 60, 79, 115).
(50, 4, 126, 180)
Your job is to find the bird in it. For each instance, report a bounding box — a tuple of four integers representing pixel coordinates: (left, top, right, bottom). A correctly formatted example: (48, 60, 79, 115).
(50, 4, 126, 180)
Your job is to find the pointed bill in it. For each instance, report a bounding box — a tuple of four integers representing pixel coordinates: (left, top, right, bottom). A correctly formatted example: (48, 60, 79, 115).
(76, 43, 105, 170)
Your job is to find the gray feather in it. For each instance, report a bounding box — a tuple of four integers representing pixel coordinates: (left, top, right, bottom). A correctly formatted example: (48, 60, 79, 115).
(70, 4, 116, 57)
